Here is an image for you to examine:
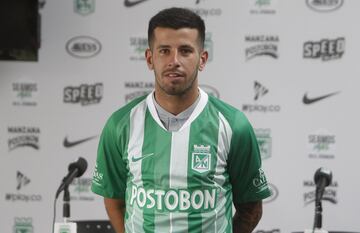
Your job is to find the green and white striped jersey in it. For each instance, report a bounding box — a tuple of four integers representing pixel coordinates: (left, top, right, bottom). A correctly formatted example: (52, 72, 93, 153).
(92, 88, 271, 233)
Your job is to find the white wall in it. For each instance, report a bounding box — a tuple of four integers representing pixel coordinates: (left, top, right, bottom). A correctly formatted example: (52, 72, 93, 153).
(1, 0, 359, 232)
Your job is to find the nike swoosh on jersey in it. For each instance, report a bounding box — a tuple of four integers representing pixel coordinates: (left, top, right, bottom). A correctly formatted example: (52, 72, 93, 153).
(302, 92, 339, 104)
(131, 153, 155, 162)
(63, 135, 97, 148)
(124, 0, 147, 7)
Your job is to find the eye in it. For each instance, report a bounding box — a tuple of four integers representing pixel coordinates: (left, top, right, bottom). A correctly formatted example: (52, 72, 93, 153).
(180, 48, 192, 55)
(159, 48, 170, 54)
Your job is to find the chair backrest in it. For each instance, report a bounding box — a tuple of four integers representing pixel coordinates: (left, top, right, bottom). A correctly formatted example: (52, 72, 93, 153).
(75, 220, 115, 233)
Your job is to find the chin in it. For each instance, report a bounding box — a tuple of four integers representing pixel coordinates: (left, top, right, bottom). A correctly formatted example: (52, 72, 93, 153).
(168, 86, 195, 96)
(160, 87, 183, 96)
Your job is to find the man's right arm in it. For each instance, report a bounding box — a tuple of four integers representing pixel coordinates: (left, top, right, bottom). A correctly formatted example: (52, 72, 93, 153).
(104, 198, 126, 233)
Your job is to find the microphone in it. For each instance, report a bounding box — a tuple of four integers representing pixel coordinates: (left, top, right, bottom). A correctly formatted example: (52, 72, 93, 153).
(314, 167, 332, 203)
(55, 157, 88, 198)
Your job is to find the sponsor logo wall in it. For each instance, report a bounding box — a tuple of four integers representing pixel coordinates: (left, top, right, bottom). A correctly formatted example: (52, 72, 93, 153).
(306, 0, 344, 12)
(249, 0, 278, 15)
(303, 179, 338, 205)
(63, 83, 103, 106)
(307, 129, 336, 159)
(8, 127, 41, 151)
(255, 128, 272, 160)
(74, 0, 95, 16)
(129, 36, 148, 61)
(66, 36, 102, 59)
(13, 217, 34, 233)
(245, 35, 279, 61)
(5, 172, 43, 202)
(70, 177, 95, 201)
(242, 81, 281, 113)
(263, 183, 279, 204)
(302, 91, 340, 105)
(303, 37, 345, 61)
(0, 0, 359, 232)
(12, 81, 38, 107)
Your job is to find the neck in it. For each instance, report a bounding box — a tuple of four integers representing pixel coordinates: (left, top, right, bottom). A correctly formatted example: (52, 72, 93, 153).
(154, 86, 199, 115)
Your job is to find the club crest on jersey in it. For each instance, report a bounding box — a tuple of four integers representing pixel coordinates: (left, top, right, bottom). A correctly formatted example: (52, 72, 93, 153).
(191, 145, 211, 173)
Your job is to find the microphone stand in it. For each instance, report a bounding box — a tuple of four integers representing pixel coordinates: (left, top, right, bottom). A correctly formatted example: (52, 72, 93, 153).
(310, 188, 328, 233)
(314, 199, 322, 229)
(63, 184, 70, 223)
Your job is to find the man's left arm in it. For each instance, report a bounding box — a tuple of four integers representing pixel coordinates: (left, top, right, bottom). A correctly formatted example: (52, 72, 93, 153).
(233, 201, 263, 233)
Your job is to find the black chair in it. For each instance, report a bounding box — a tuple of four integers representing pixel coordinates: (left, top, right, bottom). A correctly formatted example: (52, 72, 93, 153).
(75, 220, 115, 233)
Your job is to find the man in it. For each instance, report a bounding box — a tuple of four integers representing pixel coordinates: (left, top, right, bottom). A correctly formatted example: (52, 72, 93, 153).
(91, 7, 271, 233)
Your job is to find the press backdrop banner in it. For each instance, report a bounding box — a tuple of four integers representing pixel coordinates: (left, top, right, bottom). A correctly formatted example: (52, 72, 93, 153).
(1, 0, 359, 233)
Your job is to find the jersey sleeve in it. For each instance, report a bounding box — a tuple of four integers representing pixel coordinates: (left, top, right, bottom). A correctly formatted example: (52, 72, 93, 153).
(91, 116, 128, 199)
(227, 112, 271, 204)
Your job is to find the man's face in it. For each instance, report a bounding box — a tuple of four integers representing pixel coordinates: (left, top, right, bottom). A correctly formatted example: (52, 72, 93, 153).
(145, 27, 208, 96)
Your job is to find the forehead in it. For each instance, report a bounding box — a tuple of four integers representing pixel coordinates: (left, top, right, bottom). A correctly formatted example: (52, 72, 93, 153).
(152, 27, 200, 47)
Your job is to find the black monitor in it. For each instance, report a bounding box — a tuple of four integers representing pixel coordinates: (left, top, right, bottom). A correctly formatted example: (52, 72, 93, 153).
(0, 0, 40, 61)
(75, 220, 115, 233)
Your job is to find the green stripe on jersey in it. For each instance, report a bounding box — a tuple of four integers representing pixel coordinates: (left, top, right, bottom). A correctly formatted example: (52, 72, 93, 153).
(142, 109, 172, 233)
(187, 104, 220, 232)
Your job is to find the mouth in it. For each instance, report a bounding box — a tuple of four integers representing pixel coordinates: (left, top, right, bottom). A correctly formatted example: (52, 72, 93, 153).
(163, 71, 185, 80)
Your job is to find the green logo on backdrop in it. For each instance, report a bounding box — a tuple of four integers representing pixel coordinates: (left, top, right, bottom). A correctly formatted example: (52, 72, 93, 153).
(73, 178, 91, 193)
(14, 217, 33, 233)
(59, 226, 71, 233)
(130, 37, 147, 54)
(256, 0, 271, 7)
(255, 129, 272, 160)
(313, 142, 329, 151)
(75, 0, 95, 16)
(204, 33, 213, 62)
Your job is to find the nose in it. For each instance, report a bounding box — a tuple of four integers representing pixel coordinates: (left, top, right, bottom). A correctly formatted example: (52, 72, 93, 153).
(168, 50, 180, 68)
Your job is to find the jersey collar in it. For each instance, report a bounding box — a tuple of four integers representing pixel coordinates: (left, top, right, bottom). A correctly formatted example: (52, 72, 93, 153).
(146, 88, 209, 132)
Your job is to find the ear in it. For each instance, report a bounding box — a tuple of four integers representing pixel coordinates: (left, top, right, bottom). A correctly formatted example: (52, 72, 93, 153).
(145, 48, 154, 70)
(198, 50, 208, 71)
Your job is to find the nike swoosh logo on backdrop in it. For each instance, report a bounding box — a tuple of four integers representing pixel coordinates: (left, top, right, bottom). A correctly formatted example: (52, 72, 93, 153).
(124, 0, 148, 7)
(63, 136, 98, 148)
(302, 91, 340, 105)
(131, 153, 155, 162)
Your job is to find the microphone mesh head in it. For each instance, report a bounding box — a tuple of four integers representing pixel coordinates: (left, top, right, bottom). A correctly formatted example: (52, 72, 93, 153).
(68, 157, 88, 177)
(314, 167, 332, 186)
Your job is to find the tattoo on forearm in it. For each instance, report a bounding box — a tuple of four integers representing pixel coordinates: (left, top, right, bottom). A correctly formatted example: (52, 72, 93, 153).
(233, 201, 263, 233)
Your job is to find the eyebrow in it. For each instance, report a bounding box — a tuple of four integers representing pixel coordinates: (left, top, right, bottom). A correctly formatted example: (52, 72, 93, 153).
(156, 45, 171, 50)
(179, 45, 194, 50)
(155, 44, 195, 50)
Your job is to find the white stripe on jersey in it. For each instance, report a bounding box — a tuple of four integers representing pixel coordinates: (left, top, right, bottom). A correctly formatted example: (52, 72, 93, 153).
(213, 112, 233, 232)
(180, 88, 208, 131)
(146, 91, 166, 131)
(169, 129, 190, 188)
(167, 128, 191, 233)
(215, 112, 232, 187)
(128, 99, 147, 233)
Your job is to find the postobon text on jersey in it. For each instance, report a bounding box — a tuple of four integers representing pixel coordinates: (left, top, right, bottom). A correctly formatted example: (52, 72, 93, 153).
(129, 185, 219, 212)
